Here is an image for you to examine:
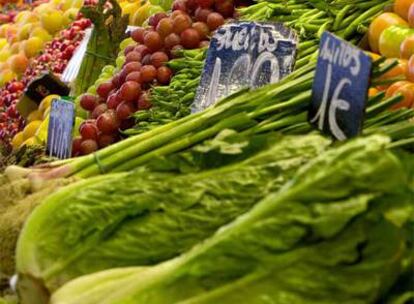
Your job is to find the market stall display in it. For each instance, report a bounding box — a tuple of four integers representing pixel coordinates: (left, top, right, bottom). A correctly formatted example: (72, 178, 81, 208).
(0, 0, 413, 304)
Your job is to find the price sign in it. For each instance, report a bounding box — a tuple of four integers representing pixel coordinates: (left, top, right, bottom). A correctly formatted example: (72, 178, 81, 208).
(47, 99, 75, 159)
(192, 21, 298, 112)
(309, 32, 372, 140)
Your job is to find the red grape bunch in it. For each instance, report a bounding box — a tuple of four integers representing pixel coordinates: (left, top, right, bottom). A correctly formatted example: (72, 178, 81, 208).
(73, 0, 238, 156)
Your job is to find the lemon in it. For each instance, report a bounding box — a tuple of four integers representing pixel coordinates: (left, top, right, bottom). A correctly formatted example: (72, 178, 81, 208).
(122, 2, 139, 18)
(27, 109, 44, 122)
(0, 38, 7, 49)
(41, 10, 64, 34)
(23, 120, 42, 140)
(0, 69, 16, 87)
(24, 37, 44, 58)
(63, 8, 78, 24)
(15, 11, 38, 25)
(11, 131, 24, 149)
(15, 11, 30, 23)
(30, 27, 53, 42)
(17, 24, 32, 41)
(71, 0, 84, 9)
(39, 94, 60, 113)
(61, 0, 74, 11)
(0, 48, 11, 62)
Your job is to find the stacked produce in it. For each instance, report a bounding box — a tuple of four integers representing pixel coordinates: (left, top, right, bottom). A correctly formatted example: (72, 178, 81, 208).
(0, 0, 51, 25)
(73, 0, 239, 155)
(125, 48, 205, 135)
(119, 0, 167, 26)
(48, 135, 413, 304)
(16, 133, 414, 304)
(365, 0, 414, 110)
(0, 0, 86, 83)
(0, 16, 90, 152)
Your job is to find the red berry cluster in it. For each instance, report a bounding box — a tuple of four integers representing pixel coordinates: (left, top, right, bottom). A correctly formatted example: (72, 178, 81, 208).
(73, 0, 237, 156)
(0, 18, 91, 148)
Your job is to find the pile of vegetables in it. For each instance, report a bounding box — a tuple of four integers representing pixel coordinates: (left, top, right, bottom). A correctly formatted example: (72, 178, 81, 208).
(73, 0, 240, 155)
(125, 48, 205, 135)
(365, 0, 414, 110)
(3, 57, 413, 302)
(16, 133, 414, 304)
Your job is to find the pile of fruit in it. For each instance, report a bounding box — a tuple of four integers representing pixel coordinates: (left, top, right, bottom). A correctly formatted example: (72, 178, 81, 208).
(0, 0, 58, 25)
(368, 0, 414, 109)
(0, 17, 91, 151)
(119, 0, 165, 26)
(0, 0, 87, 83)
(73, 0, 239, 156)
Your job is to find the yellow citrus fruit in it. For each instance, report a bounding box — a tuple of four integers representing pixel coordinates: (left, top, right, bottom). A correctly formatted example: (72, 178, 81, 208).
(11, 131, 24, 149)
(34, 3, 54, 15)
(15, 11, 38, 24)
(41, 10, 64, 34)
(122, 2, 139, 16)
(23, 120, 43, 140)
(61, 0, 74, 11)
(71, 0, 84, 9)
(0, 69, 16, 86)
(0, 24, 9, 38)
(39, 94, 60, 113)
(63, 7, 78, 24)
(30, 27, 53, 42)
(24, 37, 44, 58)
(27, 109, 44, 122)
(0, 38, 7, 50)
(17, 24, 32, 41)
(0, 48, 11, 62)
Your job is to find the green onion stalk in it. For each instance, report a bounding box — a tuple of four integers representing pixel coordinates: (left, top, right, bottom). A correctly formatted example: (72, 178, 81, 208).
(4, 0, 412, 183)
(20, 56, 413, 184)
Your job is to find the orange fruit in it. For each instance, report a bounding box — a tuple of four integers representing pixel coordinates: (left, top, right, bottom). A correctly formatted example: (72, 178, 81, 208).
(368, 13, 408, 53)
(9, 52, 28, 74)
(394, 0, 414, 21)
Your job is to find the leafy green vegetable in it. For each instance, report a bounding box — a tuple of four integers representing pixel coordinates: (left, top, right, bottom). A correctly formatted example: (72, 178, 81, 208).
(50, 135, 414, 304)
(16, 133, 330, 301)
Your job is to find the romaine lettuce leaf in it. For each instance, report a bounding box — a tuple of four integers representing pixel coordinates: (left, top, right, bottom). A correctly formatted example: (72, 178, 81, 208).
(50, 135, 414, 304)
(17, 134, 330, 300)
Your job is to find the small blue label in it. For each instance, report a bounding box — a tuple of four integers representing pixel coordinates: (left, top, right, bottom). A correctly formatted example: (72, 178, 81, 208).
(309, 32, 372, 140)
(192, 21, 298, 112)
(47, 99, 75, 159)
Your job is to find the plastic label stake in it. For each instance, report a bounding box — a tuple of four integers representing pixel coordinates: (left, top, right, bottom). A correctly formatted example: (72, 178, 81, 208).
(47, 99, 75, 159)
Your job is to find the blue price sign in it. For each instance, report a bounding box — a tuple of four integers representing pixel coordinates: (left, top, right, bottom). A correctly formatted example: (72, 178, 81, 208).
(192, 21, 298, 112)
(309, 32, 372, 140)
(47, 99, 75, 159)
